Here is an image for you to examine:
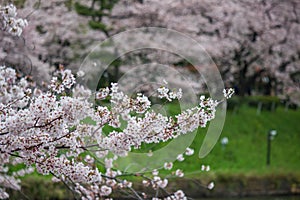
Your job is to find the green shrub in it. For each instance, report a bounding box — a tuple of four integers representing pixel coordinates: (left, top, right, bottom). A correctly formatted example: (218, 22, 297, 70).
(227, 96, 241, 111)
(245, 96, 281, 111)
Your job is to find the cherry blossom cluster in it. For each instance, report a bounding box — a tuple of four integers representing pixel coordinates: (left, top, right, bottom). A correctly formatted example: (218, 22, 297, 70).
(0, 64, 231, 199)
(0, 4, 28, 36)
(140, 151, 190, 199)
(49, 67, 76, 94)
(223, 88, 235, 99)
(140, 149, 215, 200)
(157, 81, 183, 102)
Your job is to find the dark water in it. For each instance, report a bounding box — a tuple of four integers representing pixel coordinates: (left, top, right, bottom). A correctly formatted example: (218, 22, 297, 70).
(196, 196, 300, 200)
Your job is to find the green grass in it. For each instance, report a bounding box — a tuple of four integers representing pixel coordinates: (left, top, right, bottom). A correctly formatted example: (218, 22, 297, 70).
(175, 104, 300, 177)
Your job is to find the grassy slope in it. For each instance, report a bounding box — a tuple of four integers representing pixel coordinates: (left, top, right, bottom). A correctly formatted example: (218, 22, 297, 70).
(175, 105, 300, 177)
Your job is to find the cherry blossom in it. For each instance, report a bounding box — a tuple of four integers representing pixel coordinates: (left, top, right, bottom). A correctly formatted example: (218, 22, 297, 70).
(107, 0, 299, 99)
(0, 2, 235, 199)
(163, 162, 173, 170)
(0, 64, 232, 199)
(0, 4, 28, 36)
(207, 182, 215, 190)
(185, 147, 194, 156)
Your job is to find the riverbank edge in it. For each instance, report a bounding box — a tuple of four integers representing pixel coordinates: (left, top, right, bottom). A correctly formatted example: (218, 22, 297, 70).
(7, 173, 300, 199)
(167, 173, 300, 198)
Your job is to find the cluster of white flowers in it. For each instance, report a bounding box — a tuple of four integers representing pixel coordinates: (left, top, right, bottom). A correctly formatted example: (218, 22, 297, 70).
(174, 147, 195, 163)
(49, 68, 76, 94)
(201, 165, 211, 172)
(175, 169, 184, 177)
(0, 1, 238, 198)
(157, 86, 183, 101)
(0, 68, 31, 109)
(0, 64, 233, 199)
(151, 176, 169, 189)
(0, 4, 27, 36)
(141, 164, 191, 199)
(95, 87, 110, 100)
(223, 88, 235, 99)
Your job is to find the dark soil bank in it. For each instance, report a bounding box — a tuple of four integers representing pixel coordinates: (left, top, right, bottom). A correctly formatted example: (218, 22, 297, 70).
(169, 174, 300, 198)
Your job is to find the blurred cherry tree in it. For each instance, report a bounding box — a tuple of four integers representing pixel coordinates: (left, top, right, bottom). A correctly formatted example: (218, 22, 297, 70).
(99, 0, 298, 100)
(0, 0, 299, 101)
